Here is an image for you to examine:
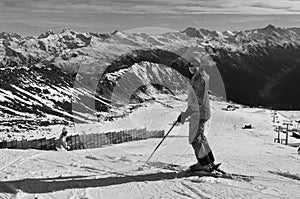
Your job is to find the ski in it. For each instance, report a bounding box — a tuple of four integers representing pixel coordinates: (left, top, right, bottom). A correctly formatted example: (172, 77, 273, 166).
(213, 168, 254, 182)
(192, 169, 254, 182)
(147, 161, 254, 182)
(146, 161, 186, 171)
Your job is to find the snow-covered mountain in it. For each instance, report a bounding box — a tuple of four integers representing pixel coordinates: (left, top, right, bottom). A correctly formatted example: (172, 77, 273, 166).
(182, 25, 300, 109)
(1, 25, 300, 132)
(0, 29, 195, 134)
(204, 25, 300, 109)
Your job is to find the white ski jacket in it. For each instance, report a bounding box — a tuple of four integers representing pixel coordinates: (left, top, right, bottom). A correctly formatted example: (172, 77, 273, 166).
(181, 71, 211, 144)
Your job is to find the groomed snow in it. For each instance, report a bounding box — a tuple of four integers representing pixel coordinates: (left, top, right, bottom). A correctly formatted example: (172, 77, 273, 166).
(0, 98, 299, 199)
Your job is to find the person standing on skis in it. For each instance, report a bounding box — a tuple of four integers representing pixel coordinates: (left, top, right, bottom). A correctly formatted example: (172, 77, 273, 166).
(177, 50, 217, 172)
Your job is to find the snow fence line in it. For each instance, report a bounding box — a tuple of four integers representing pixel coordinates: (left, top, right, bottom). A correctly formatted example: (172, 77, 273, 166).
(0, 128, 165, 151)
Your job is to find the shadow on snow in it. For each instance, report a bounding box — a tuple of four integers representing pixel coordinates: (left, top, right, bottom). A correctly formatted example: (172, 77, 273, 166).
(1, 171, 199, 194)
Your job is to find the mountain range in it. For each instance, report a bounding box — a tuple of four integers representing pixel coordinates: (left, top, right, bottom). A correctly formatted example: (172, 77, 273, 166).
(0, 25, 299, 130)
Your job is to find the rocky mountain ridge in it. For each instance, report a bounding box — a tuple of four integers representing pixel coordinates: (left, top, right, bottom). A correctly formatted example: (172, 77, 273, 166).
(0, 24, 299, 132)
(1, 24, 299, 71)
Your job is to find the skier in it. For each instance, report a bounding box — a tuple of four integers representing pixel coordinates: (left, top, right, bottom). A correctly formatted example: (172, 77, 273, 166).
(56, 127, 71, 151)
(177, 50, 217, 172)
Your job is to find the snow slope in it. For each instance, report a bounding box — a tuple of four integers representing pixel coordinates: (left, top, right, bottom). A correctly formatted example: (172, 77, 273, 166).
(0, 99, 299, 199)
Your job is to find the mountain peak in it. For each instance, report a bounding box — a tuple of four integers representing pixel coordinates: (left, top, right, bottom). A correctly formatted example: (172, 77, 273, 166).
(60, 28, 78, 35)
(263, 24, 276, 31)
(111, 30, 120, 35)
(111, 30, 129, 38)
(182, 27, 197, 31)
(37, 29, 54, 39)
(0, 32, 22, 40)
(181, 27, 203, 39)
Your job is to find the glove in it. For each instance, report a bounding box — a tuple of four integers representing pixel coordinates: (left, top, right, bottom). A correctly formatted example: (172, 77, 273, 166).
(177, 113, 186, 124)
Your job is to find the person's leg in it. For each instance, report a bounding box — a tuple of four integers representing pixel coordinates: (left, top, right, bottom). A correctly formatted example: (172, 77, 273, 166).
(190, 119, 215, 170)
(195, 135, 215, 165)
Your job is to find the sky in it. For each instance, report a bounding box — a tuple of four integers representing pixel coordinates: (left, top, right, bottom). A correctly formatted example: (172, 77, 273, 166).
(0, 0, 300, 36)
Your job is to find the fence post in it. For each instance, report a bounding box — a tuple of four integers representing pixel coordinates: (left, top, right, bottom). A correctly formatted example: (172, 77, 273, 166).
(114, 132, 118, 144)
(6, 141, 10, 148)
(36, 139, 41, 149)
(142, 128, 145, 139)
(6, 141, 11, 149)
(120, 130, 124, 143)
(133, 129, 137, 140)
(16, 140, 22, 149)
(127, 130, 131, 141)
(161, 130, 165, 137)
(105, 133, 109, 145)
(116, 131, 120, 144)
(117, 131, 121, 143)
(113, 131, 118, 144)
(91, 134, 96, 148)
(95, 133, 99, 148)
(0, 141, 7, 148)
(27, 140, 32, 149)
(105, 132, 111, 145)
(110, 132, 114, 144)
(73, 135, 78, 150)
(80, 134, 86, 149)
(97, 133, 102, 148)
(100, 133, 104, 146)
(87, 134, 91, 148)
(125, 130, 130, 142)
(106, 133, 110, 145)
(143, 128, 148, 139)
(12, 140, 17, 149)
(85, 134, 89, 149)
(110, 132, 113, 144)
(87, 134, 92, 149)
(44, 139, 49, 150)
(99, 133, 104, 146)
(77, 135, 84, 149)
(32, 139, 38, 149)
(21, 139, 27, 149)
(138, 129, 143, 140)
(40, 138, 47, 150)
(48, 138, 56, 150)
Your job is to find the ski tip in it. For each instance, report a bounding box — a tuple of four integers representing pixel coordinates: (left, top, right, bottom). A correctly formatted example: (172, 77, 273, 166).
(214, 163, 222, 168)
(208, 163, 222, 173)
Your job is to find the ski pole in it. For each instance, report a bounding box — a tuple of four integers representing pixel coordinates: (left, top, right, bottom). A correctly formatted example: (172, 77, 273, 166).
(140, 120, 178, 169)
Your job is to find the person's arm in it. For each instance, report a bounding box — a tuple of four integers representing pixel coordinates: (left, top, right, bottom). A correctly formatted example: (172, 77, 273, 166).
(177, 79, 202, 123)
(193, 77, 206, 107)
(181, 106, 193, 120)
(178, 104, 198, 123)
